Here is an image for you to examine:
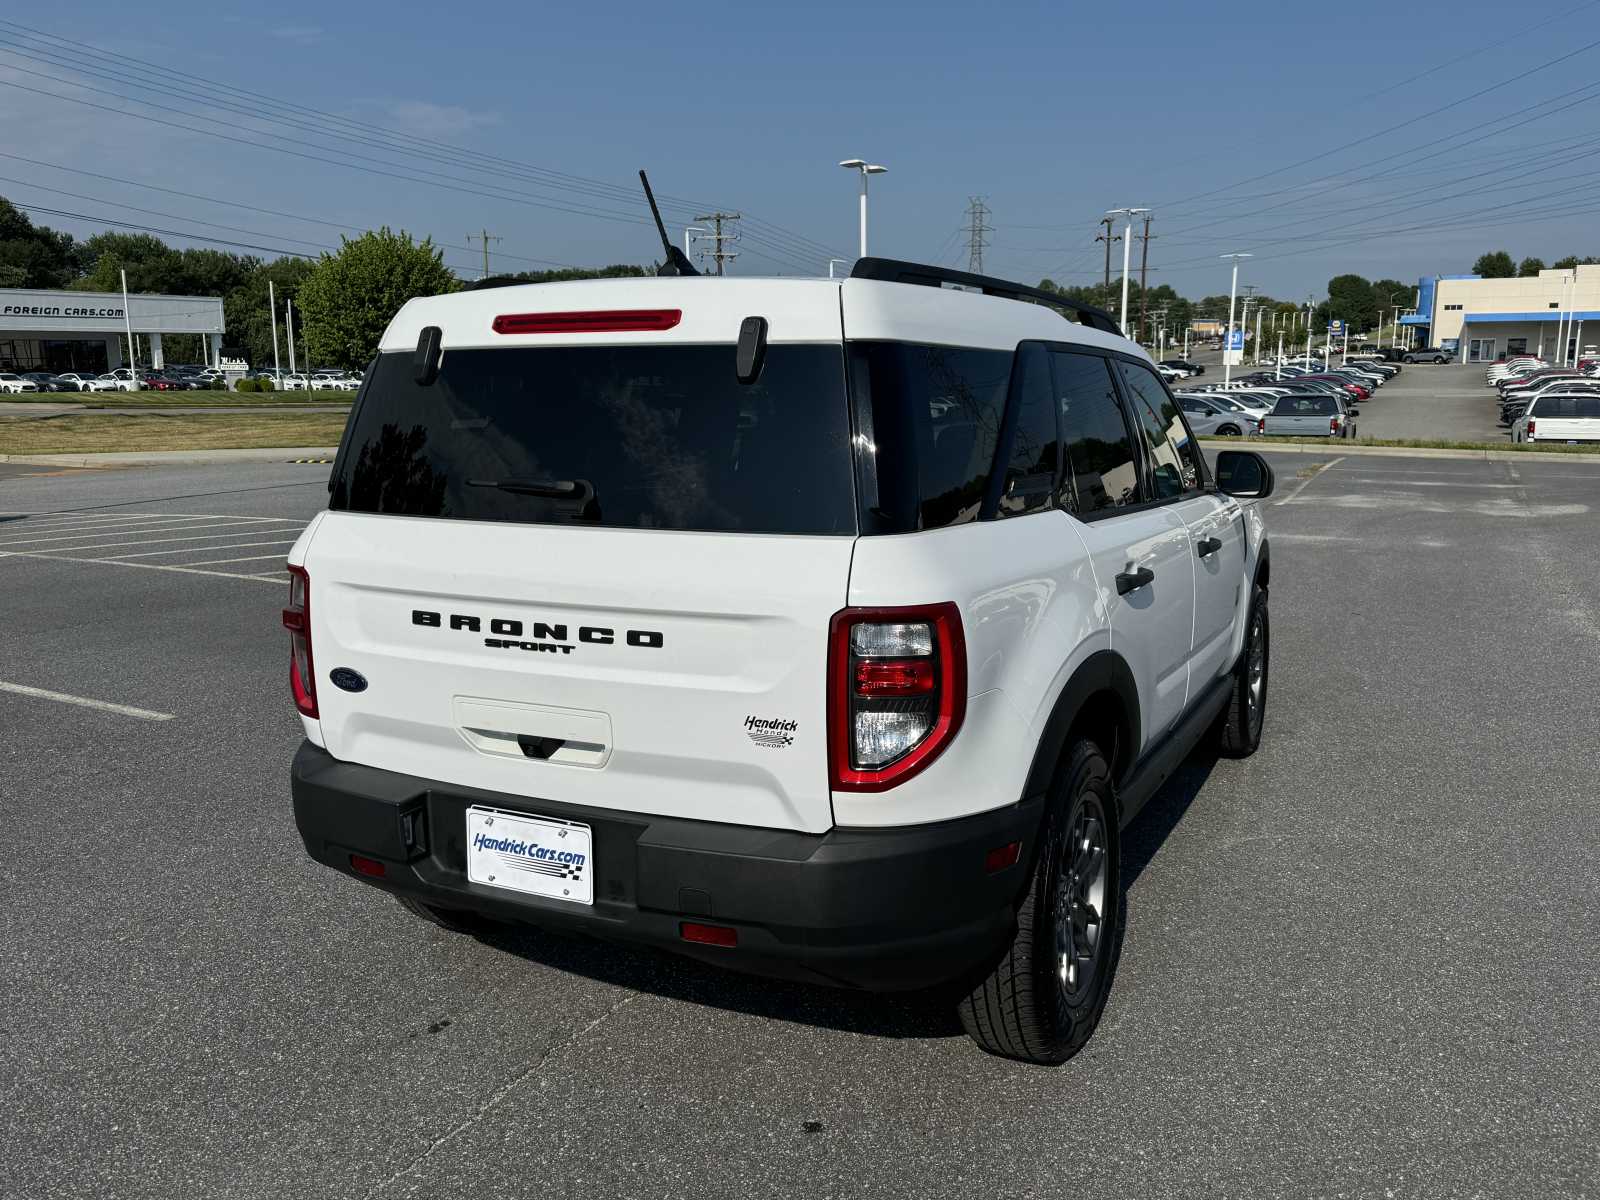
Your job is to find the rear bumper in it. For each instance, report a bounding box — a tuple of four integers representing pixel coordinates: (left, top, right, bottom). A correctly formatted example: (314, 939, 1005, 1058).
(291, 742, 1042, 992)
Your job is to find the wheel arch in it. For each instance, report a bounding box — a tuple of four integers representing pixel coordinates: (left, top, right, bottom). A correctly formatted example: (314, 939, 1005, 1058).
(1022, 649, 1142, 803)
(1255, 537, 1271, 590)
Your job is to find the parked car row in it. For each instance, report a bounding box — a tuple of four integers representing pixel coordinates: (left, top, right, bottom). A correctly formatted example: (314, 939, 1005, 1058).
(1170, 356, 1400, 438)
(244, 368, 363, 391)
(1488, 355, 1600, 443)
(0, 366, 228, 394)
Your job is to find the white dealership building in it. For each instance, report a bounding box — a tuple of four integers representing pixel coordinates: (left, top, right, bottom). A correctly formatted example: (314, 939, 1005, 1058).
(1400, 265, 1600, 364)
(0, 287, 225, 375)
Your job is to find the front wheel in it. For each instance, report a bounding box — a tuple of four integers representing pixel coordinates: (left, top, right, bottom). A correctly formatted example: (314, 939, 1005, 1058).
(1216, 586, 1269, 756)
(1217, 424, 1241, 436)
(957, 739, 1124, 1065)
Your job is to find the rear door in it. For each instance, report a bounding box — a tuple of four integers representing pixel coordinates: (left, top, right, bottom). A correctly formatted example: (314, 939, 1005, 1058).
(304, 326, 855, 835)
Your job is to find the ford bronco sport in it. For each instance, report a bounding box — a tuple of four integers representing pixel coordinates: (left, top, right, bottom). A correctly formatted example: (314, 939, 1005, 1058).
(288, 257, 1274, 1065)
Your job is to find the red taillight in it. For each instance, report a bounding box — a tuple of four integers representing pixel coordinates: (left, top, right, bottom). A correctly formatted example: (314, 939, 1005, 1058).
(828, 604, 966, 792)
(680, 922, 738, 948)
(1257, 417, 1266, 433)
(349, 854, 386, 878)
(1526, 419, 1535, 437)
(1331, 417, 1340, 433)
(854, 658, 936, 696)
(283, 564, 317, 718)
(492, 309, 682, 335)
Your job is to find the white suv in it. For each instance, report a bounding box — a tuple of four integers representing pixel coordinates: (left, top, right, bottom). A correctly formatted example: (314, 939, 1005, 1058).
(287, 259, 1275, 1065)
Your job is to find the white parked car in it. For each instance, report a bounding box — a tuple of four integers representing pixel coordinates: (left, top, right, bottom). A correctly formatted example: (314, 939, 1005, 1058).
(285, 259, 1276, 1065)
(0, 372, 40, 393)
(1257, 392, 1354, 438)
(1177, 394, 1254, 436)
(53, 372, 116, 393)
(281, 373, 310, 390)
(310, 372, 360, 392)
(1513, 393, 1600, 444)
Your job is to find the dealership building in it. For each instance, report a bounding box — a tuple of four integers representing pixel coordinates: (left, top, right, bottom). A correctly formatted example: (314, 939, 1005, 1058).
(0, 287, 226, 374)
(1401, 265, 1600, 363)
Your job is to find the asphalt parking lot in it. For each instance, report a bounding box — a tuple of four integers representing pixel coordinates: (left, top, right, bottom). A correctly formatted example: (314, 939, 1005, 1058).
(4, 454, 1598, 1199)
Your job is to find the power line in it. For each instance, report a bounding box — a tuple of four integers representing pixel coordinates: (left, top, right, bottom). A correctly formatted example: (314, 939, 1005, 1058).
(0, 20, 847, 269)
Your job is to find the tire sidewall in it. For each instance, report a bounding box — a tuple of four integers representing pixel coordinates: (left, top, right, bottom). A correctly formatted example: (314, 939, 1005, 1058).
(1031, 745, 1125, 1056)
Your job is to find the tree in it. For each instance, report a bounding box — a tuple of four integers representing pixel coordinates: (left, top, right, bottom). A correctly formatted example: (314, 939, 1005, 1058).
(1472, 250, 1515, 278)
(1326, 273, 1378, 332)
(1552, 255, 1600, 269)
(1517, 256, 1546, 277)
(216, 257, 315, 368)
(297, 229, 457, 369)
(0, 197, 80, 288)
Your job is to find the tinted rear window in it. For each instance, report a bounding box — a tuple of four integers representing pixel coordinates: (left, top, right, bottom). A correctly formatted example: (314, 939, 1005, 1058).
(330, 345, 856, 535)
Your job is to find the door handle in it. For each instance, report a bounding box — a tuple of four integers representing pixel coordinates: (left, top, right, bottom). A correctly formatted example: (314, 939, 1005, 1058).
(1115, 566, 1155, 595)
(1197, 536, 1223, 558)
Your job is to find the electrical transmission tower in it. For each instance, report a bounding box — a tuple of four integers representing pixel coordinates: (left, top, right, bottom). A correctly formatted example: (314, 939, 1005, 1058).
(466, 229, 502, 278)
(692, 211, 742, 275)
(965, 198, 993, 274)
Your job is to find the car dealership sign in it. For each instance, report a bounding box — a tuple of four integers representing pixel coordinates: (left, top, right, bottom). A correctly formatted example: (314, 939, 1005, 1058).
(0, 288, 224, 335)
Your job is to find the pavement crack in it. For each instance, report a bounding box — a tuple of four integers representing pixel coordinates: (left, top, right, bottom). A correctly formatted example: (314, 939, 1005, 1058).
(364, 991, 640, 1198)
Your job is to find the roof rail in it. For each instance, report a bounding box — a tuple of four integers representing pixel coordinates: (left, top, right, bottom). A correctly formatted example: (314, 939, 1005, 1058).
(849, 257, 1124, 336)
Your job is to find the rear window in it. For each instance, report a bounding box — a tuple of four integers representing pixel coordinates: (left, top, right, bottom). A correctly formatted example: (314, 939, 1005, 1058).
(1273, 395, 1338, 415)
(330, 345, 856, 535)
(1533, 396, 1600, 418)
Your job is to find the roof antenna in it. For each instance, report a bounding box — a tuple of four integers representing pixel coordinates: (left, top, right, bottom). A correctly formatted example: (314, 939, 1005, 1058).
(640, 170, 699, 277)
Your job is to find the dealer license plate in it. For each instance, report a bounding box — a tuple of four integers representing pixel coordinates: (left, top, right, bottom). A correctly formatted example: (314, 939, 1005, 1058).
(465, 806, 593, 905)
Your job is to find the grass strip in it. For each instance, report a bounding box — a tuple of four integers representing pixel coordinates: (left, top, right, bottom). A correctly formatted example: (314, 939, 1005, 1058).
(0, 412, 349, 454)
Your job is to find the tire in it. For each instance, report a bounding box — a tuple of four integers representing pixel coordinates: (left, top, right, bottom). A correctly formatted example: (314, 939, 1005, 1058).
(1216, 585, 1269, 756)
(1217, 424, 1241, 436)
(957, 739, 1124, 1065)
(393, 893, 501, 935)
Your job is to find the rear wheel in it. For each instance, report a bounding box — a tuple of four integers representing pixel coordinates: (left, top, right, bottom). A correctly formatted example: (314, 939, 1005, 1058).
(1216, 585, 1269, 756)
(394, 893, 501, 935)
(957, 740, 1124, 1065)
(1217, 424, 1241, 436)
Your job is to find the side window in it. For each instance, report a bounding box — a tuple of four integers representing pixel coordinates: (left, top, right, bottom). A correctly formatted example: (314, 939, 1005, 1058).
(997, 343, 1059, 517)
(1116, 360, 1202, 500)
(1050, 350, 1141, 515)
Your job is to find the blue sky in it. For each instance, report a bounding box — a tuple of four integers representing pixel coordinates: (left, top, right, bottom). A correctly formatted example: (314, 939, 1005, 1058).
(3, 0, 1598, 300)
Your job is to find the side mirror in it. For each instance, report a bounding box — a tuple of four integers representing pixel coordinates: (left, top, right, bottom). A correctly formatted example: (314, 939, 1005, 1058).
(1215, 449, 1274, 499)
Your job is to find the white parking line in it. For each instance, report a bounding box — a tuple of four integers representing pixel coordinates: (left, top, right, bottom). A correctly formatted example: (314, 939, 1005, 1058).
(102, 539, 299, 561)
(17, 524, 305, 554)
(1274, 457, 1345, 506)
(0, 511, 275, 531)
(183, 552, 292, 566)
(0, 518, 296, 548)
(0, 680, 174, 722)
(0, 550, 284, 584)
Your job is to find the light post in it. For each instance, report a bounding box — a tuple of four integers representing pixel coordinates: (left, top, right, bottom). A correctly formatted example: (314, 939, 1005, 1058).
(1220, 252, 1252, 385)
(684, 225, 708, 266)
(838, 159, 886, 259)
(1107, 207, 1149, 335)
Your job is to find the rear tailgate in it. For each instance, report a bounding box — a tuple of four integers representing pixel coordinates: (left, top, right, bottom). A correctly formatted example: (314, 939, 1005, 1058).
(302, 277, 854, 834)
(305, 517, 851, 833)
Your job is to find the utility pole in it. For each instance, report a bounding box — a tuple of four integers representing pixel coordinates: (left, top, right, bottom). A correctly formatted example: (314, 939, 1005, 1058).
(1136, 212, 1155, 345)
(466, 229, 502, 279)
(693, 211, 742, 276)
(964, 197, 993, 274)
(268, 278, 281, 384)
(1095, 217, 1121, 310)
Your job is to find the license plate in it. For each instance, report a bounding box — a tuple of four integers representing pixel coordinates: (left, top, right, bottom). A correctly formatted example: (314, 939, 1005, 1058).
(465, 806, 593, 905)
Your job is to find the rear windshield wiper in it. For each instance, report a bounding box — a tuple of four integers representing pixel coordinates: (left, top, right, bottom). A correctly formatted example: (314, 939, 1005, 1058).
(467, 477, 589, 498)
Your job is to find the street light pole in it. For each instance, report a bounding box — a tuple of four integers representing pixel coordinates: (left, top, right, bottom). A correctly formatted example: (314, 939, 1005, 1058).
(1106, 207, 1149, 335)
(1220, 252, 1252, 385)
(839, 159, 887, 258)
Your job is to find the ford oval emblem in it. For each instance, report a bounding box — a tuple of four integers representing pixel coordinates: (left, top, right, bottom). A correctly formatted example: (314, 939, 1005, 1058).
(329, 668, 368, 693)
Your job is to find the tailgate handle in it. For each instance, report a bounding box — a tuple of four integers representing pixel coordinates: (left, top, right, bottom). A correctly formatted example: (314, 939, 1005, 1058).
(516, 734, 565, 760)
